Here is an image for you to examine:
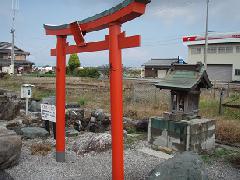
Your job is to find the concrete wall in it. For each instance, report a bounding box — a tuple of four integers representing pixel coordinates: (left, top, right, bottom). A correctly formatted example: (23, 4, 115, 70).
(186, 43, 240, 81)
(148, 117, 215, 152)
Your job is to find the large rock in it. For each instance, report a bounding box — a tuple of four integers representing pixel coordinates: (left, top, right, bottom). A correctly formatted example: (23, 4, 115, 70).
(66, 108, 84, 127)
(21, 127, 49, 139)
(72, 133, 111, 155)
(22, 113, 42, 127)
(0, 95, 20, 121)
(146, 151, 208, 180)
(29, 100, 41, 112)
(0, 128, 22, 169)
(41, 96, 55, 105)
(6, 118, 23, 135)
(123, 117, 149, 133)
(88, 109, 110, 132)
(29, 96, 56, 113)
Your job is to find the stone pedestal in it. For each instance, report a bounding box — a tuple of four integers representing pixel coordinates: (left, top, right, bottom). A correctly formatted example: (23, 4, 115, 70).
(148, 117, 215, 152)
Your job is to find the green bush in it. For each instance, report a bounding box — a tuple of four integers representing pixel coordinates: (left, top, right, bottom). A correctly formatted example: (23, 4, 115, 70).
(75, 68, 100, 78)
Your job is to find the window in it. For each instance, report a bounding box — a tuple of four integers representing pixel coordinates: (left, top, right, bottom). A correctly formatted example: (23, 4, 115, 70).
(235, 69, 240, 76)
(0, 54, 3, 58)
(218, 47, 233, 54)
(236, 46, 240, 53)
(191, 47, 201, 55)
(226, 47, 233, 53)
(218, 47, 226, 54)
(208, 47, 217, 54)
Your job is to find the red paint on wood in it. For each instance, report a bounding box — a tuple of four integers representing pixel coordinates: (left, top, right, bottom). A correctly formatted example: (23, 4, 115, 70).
(56, 36, 67, 158)
(109, 23, 124, 180)
(45, 2, 146, 35)
(70, 21, 86, 46)
(51, 35, 140, 56)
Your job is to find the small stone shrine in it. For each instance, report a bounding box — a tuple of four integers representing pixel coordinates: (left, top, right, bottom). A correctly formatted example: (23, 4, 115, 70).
(148, 62, 215, 152)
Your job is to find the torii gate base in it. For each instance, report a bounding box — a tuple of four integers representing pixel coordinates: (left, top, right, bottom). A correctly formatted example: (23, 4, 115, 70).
(44, 1, 150, 179)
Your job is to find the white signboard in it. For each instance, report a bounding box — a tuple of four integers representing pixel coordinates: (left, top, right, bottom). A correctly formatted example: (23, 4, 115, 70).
(41, 104, 56, 122)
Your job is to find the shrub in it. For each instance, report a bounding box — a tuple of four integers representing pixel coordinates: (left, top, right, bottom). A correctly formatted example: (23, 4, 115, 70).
(68, 54, 80, 74)
(75, 68, 100, 78)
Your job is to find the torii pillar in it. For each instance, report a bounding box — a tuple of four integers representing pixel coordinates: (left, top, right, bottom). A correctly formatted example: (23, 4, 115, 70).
(109, 23, 124, 178)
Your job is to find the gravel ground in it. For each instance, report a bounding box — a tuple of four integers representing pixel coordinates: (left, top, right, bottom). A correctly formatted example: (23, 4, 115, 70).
(206, 161, 240, 180)
(4, 135, 240, 180)
(6, 137, 164, 180)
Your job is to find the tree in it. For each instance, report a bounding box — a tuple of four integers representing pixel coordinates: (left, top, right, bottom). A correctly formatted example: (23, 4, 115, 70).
(68, 54, 80, 74)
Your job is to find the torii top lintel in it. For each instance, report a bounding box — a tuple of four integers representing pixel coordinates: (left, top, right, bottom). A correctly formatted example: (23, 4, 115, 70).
(44, 0, 150, 35)
(44, 0, 150, 56)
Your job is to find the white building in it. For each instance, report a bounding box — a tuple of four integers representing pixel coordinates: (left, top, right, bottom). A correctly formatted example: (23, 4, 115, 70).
(183, 32, 240, 82)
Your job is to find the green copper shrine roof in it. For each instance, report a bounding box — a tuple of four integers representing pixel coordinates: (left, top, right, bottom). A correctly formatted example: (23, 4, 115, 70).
(155, 62, 212, 91)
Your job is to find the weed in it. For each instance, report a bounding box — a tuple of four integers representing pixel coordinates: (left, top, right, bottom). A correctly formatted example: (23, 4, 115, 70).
(228, 152, 240, 169)
(30, 142, 52, 156)
(201, 148, 238, 165)
(78, 98, 87, 106)
(216, 120, 240, 143)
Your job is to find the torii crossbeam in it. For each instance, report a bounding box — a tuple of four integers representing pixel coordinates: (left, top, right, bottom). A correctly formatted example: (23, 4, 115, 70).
(43, 0, 151, 179)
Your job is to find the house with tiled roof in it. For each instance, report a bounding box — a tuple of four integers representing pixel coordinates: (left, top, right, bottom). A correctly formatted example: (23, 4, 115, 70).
(0, 42, 34, 73)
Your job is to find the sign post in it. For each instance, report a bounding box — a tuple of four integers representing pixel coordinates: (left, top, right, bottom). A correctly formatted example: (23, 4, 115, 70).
(21, 84, 34, 115)
(41, 104, 57, 139)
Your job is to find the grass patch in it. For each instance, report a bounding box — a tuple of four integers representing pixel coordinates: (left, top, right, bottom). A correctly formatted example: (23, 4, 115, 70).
(216, 119, 240, 144)
(201, 148, 239, 165)
(77, 97, 88, 106)
(228, 153, 240, 168)
(30, 142, 52, 156)
(32, 88, 55, 101)
(124, 133, 147, 149)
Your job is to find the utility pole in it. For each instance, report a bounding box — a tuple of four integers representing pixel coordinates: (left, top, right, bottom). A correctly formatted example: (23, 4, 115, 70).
(204, 0, 209, 70)
(10, 0, 19, 74)
(10, 28, 15, 75)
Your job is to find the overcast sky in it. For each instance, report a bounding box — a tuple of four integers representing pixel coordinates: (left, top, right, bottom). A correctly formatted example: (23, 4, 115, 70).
(1, 0, 240, 67)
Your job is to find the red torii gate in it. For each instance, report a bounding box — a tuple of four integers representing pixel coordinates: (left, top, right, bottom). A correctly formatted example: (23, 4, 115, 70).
(44, 0, 150, 179)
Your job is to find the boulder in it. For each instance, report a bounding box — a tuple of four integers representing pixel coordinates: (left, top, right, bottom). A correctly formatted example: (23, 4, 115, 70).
(66, 108, 84, 127)
(66, 102, 80, 109)
(29, 100, 41, 112)
(86, 133, 112, 152)
(41, 96, 55, 105)
(72, 133, 111, 155)
(21, 127, 49, 139)
(123, 118, 148, 133)
(0, 98, 21, 121)
(136, 119, 148, 132)
(22, 113, 42, 127)
(0, 128, 22, 169)
(88, 110, 110, 132)
(6, 118, 23, 135)
(146, 151, 208, 180)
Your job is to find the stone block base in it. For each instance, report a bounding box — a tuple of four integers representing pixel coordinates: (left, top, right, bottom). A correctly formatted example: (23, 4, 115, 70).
(148, 117, 215, 152)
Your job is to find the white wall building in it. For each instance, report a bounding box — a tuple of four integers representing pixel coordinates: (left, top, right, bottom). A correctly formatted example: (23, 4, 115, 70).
(183, 32, 240, 82)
